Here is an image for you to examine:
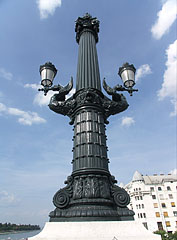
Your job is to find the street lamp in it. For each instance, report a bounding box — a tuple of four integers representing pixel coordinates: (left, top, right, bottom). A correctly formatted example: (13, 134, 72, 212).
(38, 13, 137, 222)
(39, 62, 57, 95)
(118, 62, 137, 96)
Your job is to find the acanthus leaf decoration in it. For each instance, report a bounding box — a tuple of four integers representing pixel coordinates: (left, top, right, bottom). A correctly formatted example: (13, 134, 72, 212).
(75, 13, 100, 43)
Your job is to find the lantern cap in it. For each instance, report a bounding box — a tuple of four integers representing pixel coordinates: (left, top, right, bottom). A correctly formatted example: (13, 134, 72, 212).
(118, 62, 136, 77)
(39, 62, 57, 75)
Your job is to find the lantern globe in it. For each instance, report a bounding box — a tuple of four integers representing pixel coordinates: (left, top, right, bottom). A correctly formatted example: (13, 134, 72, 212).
(118, 63, 136, 88)
(40, 62, 57, 87)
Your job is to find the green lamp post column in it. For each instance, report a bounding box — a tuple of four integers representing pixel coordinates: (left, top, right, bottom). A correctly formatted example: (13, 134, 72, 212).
(39, 13, 137, 222)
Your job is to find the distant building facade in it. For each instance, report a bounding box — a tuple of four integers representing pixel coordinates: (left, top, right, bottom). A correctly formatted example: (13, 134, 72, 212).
(125, 171, 177, 233)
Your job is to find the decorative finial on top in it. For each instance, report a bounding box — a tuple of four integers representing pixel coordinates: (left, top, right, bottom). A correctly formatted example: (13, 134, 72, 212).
(75, 13, 100, 43)
(83, 12, 92, 19)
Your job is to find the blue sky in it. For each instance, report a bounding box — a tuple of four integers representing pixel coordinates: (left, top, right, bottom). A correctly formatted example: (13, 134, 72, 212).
(0, 0, 176, 227)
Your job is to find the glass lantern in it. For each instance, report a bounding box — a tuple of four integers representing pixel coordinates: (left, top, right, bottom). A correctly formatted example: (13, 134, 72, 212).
(40, 62, 57, 88)
(118, 63, 136, 89)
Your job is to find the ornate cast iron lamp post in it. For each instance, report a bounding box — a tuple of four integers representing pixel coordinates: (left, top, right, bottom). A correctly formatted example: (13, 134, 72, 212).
(39, 13, 137, 222)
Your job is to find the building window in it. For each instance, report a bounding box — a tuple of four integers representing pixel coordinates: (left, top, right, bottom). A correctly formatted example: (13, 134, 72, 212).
(142, 204, 144, 209)
(158, 187, 162, 191)
(163, 212, 168, 218)
(130, 204, 133, 210)
(143, 222, 148, 230)
(154, 203, 158, 208)
(156, 212, 160, 217)
(165, 221, 171, 227)
(167, 186, 171, 191)
(157, 222, 163, 231)
(140, 213, 143, 218)
(171, 202, 175, 207)
(173, 211, 177, 216)
(150, 187, 154, 192)
(136, 205, 138, 209)
(143, 213, 146, 218)
(140, 196, 143, 200)
(138, 213, 140, 218)
(161, 203, 166, 208)
(169, 194, 173, 199)
(159, 194, 164, 200)
(139, 204, 141, 209)
(152, 195, 156, 199)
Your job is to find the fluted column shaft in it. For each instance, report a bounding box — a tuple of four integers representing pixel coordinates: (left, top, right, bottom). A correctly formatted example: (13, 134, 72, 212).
(73, 22, 108, 175)
(76, 30, 101, 91)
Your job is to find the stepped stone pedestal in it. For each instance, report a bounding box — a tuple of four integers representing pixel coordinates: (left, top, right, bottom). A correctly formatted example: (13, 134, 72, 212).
(29, 221, 161, 240)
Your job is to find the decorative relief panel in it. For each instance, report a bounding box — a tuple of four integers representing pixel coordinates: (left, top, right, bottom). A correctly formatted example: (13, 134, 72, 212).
(73, 175, 111, 200)
(52, 174, 131, 210)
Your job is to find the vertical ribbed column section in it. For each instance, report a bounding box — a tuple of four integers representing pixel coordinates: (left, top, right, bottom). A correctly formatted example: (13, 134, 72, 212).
(72, 109, 109, 174)
(76, 31, 101, 91)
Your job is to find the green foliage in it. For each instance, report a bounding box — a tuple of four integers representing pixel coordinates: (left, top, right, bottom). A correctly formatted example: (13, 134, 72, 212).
(0, 223, 40, 232)
(154, 230, 177, 240)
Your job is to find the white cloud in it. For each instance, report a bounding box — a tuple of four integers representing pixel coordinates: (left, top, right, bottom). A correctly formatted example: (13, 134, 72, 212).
(0, 102, 46, 125)
(25, 83, 76, 107)
(136, 64, 152, 82)
(157, 40, 177, 116)
(34, 92, 53, 106)
(121, 117, 135, 127)
(169, 168, 177, 175)
(0, 102, 7, 112)
(25, 83, 54, 106)
(24, 83, 39, 90)
(169, 99, 177, 117)
(151, 0, 177, 39)
(0, 68, 13, 80)
(8, 107, 46, 125)
(37, 0, 62, 19)
(66, 88, 76, 99)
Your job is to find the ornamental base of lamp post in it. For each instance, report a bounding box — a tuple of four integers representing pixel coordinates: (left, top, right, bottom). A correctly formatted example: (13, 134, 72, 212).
(29, 221, 161, 240)
(48, 88, 134, 222)
(49, 174, 134, 222)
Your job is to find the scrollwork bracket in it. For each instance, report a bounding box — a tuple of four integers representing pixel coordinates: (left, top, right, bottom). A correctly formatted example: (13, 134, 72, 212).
(53, 176, 73, 209)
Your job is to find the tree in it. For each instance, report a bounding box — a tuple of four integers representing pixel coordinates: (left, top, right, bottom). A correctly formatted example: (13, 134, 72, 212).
(154, 230, 177, 240)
